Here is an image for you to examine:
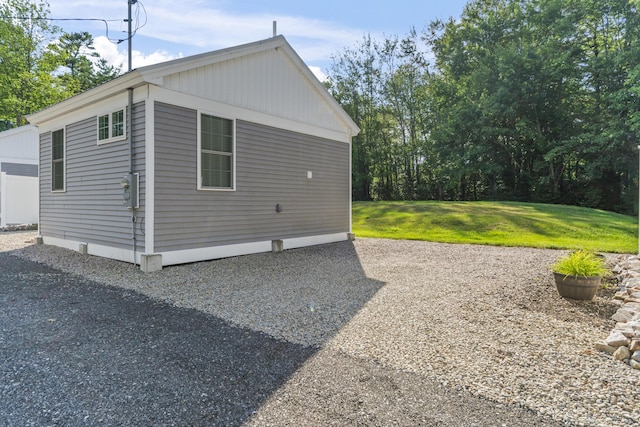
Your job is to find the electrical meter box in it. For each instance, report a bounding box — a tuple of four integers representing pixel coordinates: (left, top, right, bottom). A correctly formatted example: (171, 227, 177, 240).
(120, 173, 139, 209)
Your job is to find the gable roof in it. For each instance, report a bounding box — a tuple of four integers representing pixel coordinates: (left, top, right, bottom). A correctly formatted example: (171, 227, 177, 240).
(27, 36, 359, 137)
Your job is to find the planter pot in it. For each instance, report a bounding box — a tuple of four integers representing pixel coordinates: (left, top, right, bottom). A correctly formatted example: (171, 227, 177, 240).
(553, 272, 601, 300)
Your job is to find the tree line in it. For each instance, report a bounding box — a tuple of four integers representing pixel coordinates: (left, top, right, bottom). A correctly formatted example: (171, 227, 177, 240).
(3, 0, 638, 214)
(0, 0, 120, 130)
(329, 0, 640, 214)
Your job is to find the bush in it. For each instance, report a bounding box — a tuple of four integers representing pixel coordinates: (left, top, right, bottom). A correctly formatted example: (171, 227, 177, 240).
(551, 250, 610, 278)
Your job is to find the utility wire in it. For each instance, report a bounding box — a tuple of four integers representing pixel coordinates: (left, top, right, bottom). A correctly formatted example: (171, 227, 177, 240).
(9, 1, 147, 45)
(10, 17, 122, 44)
(129, 1, 147, 40)
(56, 18, 122, 44)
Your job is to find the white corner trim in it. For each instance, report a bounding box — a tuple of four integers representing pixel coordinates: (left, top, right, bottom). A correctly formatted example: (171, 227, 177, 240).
(145, 98, 155, 254)
(349, 139, 353, 233)
(0, 172, 6, 228)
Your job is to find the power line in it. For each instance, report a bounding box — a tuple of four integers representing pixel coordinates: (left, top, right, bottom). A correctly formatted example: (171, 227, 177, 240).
(129, 1, 147, 40)
(10, 16, 123, 44)
(8, 1, 147, 45)
(56, 18, 123, 44)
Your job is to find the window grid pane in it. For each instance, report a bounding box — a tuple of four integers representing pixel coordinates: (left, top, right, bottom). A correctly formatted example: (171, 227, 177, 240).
(52, 161, 64, 190)
(112, 110, 124, 137)
(52, 129, 63, 160)
(98, 115, 109, 140)
(201, 114, 233, 189)
(52, 129, 64, 191)
(97, 110, 124, 142)
(201, 152, 232, 188)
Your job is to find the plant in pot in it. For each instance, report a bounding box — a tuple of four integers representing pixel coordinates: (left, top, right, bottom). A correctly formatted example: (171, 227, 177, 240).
(551, 250, 610, 300)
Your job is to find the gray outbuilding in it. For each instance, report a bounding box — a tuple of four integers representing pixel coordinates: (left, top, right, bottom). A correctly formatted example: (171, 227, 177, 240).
(27, 36, 360, 271)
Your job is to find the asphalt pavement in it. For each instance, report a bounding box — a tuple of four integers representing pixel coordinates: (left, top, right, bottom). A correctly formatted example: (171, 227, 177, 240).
(0, 252, 562, 426)
(0, 253, 314, 425)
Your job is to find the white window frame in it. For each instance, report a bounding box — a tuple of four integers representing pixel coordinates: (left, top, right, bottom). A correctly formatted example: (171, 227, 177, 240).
(97, 108, 126, 145)
(51, 128, 66, 193)
(197, 111, 236, 191)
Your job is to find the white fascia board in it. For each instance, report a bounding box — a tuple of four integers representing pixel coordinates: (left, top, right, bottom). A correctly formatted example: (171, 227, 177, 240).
(139, 36, 360, 138)
(27, 71, 144, 126)
(26, 36, 360, 139)
(31, 88, 147, 134)
(0, 124, 38, 138)
(278, 41, 361, 137)
(138, 36, 287, 84)
(149, 86, 352, 143)
(28, 38, 287, 128)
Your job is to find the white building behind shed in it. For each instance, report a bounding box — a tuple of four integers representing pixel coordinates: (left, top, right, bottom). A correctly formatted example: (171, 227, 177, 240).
(0, 125, 39, 227)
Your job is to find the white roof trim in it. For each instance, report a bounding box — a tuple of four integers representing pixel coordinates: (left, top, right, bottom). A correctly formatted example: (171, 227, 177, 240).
(0, 124, 38, 137)
(27, 71, 144, 125)
(137, 37, 286, 81)
(27, 36, 360, 136)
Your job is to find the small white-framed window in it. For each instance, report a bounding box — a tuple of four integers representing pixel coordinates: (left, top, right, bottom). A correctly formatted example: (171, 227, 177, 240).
(97, 108, 126, 144)
(198, 113, 235, 190)
(51, 128, 65, 192)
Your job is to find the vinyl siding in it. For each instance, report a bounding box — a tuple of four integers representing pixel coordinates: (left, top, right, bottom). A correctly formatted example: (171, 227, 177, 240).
(39, 102, 146, 251)
(161, 48, 346, 135)
(154, 101, 349, 252)
(1, 162, 38, 177)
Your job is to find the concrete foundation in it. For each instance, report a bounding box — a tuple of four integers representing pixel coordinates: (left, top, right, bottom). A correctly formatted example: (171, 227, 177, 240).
(272, 239, 284, 253)
(140, 253, 163, 273)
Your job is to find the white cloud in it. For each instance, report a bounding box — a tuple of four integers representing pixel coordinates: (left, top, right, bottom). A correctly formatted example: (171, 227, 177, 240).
(308, 66, 328, 82)
(132, 49, 183, 69)
(136, 4, 364, 64)
(93, 33, 327, 81)
(93, 36, 183, 70)
(49, 1, 366, 67)
(92, 36, 124, 68)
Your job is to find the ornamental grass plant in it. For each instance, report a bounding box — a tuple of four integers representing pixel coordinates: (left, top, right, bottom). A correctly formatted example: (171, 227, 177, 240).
(551, 250, 610, 278)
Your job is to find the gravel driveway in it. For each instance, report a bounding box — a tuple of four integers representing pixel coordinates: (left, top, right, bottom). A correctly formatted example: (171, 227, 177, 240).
(2, 231, 639, 426)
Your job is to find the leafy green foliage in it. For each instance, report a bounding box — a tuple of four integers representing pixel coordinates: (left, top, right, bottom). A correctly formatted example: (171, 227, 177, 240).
(352, 201, 637, 253)
(49, 31, 120, 92)
(330, 0, 640, 214)
(0, 0, 66, 126)
(551, 250, 610, 278)
(0, 0, 121, 128)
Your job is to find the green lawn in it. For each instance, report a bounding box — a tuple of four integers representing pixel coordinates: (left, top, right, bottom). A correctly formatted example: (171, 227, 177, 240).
(352, 201, 638, 254)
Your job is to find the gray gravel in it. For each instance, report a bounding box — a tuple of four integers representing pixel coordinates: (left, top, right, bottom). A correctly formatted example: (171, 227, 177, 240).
(0, 251, 314, 426)
(3, 231, 640, 425)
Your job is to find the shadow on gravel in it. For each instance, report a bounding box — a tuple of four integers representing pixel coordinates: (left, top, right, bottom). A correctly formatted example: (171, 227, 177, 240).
(0, 253, 328, 426)
(1, 241, 565, 426)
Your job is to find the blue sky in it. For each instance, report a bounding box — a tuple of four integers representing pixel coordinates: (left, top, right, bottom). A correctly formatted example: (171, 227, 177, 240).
(48, 0, 469, 80)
